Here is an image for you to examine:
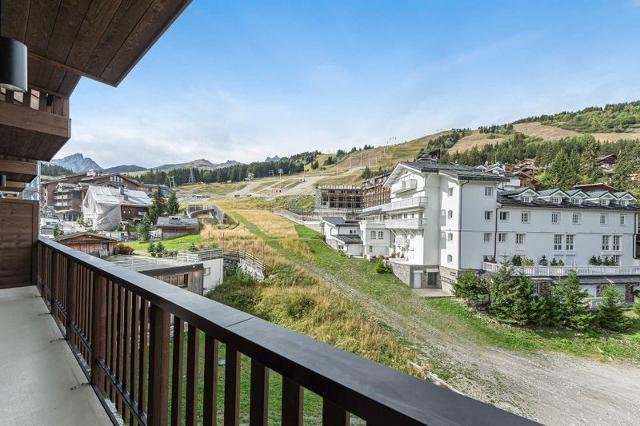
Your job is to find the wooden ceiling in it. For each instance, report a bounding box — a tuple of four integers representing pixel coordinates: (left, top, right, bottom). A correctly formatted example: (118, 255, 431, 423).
(0, 0, 191, 96)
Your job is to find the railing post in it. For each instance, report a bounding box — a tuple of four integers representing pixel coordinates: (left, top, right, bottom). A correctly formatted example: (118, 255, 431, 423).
(66, 260, 76, 338)
(91, 274, 107, 392)
(148, 303, 169, 426)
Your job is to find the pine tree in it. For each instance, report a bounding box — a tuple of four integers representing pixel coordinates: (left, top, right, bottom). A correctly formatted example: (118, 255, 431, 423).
(490, 266, 537, 325)
(579, 137, 600, 182)
(597, 285, 631, 331)
(612, 144, 639, 191)
(534, 286, 563, 327)
(555, 272, 593, 329)
(166, 192, 179, 215)
(546, 148, 580, 189)
(136, 214, 151, 242)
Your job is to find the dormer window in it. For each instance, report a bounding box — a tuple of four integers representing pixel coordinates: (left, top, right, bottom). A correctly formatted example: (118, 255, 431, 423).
(620, 200, 629, 207)
(550, 197, 561, 204)
(522, 196, 532, 203)
(571, 198, 582, 205)
(600, 199, 609, 206)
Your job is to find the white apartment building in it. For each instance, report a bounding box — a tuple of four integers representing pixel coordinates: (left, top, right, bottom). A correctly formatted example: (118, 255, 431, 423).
(357, 157, 640, 302)
(320, 217, 364, 257)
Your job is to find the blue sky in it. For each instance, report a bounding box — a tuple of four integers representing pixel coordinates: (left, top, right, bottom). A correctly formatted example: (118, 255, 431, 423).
(62, 0, 640, 168)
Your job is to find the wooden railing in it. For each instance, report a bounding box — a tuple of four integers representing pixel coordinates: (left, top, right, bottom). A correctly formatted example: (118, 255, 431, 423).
(0, 87, 69, 117)
(36, 238, 532, 425)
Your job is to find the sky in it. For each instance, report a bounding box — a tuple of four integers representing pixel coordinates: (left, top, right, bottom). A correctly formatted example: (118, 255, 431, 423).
(60, 0, 640, 168)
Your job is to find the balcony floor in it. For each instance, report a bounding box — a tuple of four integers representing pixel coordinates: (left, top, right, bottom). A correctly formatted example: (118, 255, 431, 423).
(0, 286, 111, 425)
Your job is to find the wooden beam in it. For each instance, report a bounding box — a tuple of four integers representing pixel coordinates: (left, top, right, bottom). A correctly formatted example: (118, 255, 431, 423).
(0, 180, 27, 192)
(29, 51, 114, 87)
(0, 101, 70, 138)
(0, 159, 38, 177)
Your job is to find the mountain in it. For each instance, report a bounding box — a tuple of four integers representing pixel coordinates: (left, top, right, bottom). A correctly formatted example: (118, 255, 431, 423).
(153, 158, 242, 172)
(50, 153, 103, 172)
(265, 156, 281, 162)
(103, 164, 147, 173)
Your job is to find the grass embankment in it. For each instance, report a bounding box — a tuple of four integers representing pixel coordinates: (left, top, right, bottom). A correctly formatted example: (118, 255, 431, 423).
(126, 233, 209, 253)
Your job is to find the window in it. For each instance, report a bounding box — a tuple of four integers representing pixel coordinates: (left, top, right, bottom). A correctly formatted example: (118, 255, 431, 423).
(521, 211, 530, 224)
(571, 198, 582, 205)
(447, 210, 453, 219)
(620, 200, 629, 207)
(613, 235, 621, 251)
(499, 211, 510, 222)
(370, 231, 376, 240)
(551, 212, 559, 224)
(602, 235, 610, 251)
(553, 234, 563, 250)
(483, 232, 492, 243)
(600, 214, 607, 225)
(522, 195, 532, 203)
(378, 231, 384, 239)
(368, 246, 373, 253)
(620, 214, 626, 225)
(448, 187, 454, 196)
(565, 234, 575, 251)
(550, 196, 561, 204)
(447, 254, 453, 263)
(600, 199, 610, 206)
(498, 233, 507, 243)
(447, 233, 453, 241)
(484, 186, 494, 196)
(572, 212, 581, 224)
(484, 211, 493, 221)
(612, 255, 621, 265)
(515, 234, 525, 244)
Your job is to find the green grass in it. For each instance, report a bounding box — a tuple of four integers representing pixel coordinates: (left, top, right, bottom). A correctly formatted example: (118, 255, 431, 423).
(425, 298, 640, 361)
(126, 233, 211, 253)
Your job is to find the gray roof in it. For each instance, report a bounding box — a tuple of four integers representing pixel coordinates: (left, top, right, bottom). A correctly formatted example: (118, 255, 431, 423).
(334, 234, 363, 244)
(156, 216, 199, 228)
(400, 160, 508, 182)
(322, 217, 359, 226)
(498, 193, 640, 211)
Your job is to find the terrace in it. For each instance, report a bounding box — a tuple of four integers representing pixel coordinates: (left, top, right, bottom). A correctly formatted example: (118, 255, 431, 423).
(0, 1, 531, 424)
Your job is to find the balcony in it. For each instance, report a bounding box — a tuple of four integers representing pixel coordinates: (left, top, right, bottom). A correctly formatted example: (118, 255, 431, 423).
(482, 262, 640, 276)
(22, 238, 530, 425)
(385, 218, 427, 229)
(380, 196, 428, 213)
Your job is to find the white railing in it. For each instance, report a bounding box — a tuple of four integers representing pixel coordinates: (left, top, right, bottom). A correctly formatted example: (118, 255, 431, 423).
(381, 196, 427, 212)
(385, 218, 426, 229)
(482, 262, 640, 276)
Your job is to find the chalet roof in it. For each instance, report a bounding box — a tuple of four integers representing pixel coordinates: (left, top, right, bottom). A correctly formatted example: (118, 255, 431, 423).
(573, 183, 618, 192)
(498, 189, 640, 211)
(333, 234, 363, 245)
(156, 216, 199, 229)
(85, 186, 151, 207)
(391, 160, 508, 185)
(56, 232, 117, 243)
(321, 217, 359, 226)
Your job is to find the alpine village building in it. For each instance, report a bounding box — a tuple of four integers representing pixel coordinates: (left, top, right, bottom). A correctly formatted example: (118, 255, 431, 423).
(321, 155, 640, 305)
(0, 1, 526, 424)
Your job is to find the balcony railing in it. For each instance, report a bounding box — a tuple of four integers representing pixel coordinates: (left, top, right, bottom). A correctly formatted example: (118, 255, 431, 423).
(482, 262, 640, 276)
(36, 238, 529, 426)
(1, 87, 69, 117)
(380, 196, 428, 212)
(385, 218, 426, 229)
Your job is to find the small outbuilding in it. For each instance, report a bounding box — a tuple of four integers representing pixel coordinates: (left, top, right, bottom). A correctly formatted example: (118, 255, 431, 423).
(156, 216, 199, 239)
(55, 232, 117, 258)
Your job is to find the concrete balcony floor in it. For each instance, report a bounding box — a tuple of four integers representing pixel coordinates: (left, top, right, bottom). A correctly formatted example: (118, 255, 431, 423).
(0, 286, 110, 425)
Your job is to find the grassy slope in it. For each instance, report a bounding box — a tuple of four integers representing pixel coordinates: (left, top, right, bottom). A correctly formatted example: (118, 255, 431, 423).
(225, 207, 640, 363)
(126, 233, 210, 253)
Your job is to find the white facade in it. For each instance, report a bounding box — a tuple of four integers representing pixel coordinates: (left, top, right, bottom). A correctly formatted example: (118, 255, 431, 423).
(321, 217, 364, 256)
(356, 159, 640, 293)
(360, 214, 391, 258)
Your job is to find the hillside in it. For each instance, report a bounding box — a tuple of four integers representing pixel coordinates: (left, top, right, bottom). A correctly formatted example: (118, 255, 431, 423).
(154, 158, 241, 172)
(50, 153, 103, 172)
(103, 164, 147, 173)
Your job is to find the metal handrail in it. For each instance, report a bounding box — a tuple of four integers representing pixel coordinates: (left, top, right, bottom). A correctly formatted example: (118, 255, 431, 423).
(38, 238, 532, 425)
(483, 262, 640, 276)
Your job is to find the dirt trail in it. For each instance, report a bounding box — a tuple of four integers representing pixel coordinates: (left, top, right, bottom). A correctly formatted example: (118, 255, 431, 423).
(297, 258, 640, 425)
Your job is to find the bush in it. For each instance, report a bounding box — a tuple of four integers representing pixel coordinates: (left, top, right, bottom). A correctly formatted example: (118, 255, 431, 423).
(114, 244, 134, 255)
(511, 255, 522, 266)
(156, 242, 166, 258)
(490, 266, 537, 325)
(374, 259, 392, 274)
(454, 271, 490, 305)
(522, 258, 535, 266)
(633, 302, 640, 317)
(538, 256, 548, 266)
(148, 241, 156, 257)
(597, 285, 632, 332)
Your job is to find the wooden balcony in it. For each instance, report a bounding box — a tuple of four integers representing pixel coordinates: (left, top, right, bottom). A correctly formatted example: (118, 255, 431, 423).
(33, 238, 533, 425)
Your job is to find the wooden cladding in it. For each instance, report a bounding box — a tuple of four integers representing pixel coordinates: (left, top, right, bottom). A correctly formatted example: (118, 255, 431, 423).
(1, 0, 192, 93)
(36, 238, 531, 426)
(0, 199, 37, 288)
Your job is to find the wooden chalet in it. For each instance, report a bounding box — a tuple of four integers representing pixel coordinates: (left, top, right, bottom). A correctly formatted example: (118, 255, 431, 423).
(0, 1, 529, 425)
(55, 232, 117, 258)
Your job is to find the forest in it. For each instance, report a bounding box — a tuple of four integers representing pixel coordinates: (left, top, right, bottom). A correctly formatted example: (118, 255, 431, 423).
(41, 163, 73, 177)
(515, 100, 640, 133)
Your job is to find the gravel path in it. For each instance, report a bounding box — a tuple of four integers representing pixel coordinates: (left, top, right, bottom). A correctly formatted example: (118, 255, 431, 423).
(298, 257, 640, 425)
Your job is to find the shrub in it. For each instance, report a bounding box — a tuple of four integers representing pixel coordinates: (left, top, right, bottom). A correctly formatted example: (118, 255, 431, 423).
(538, 256, 548, 266)
(148, 241, 156, 257)
(597, 285, 632, 332)
(511, 255, 522, 266)
(633, 302, 640, 317)
(490, 266, 537, 325)
(534, 287, 564, 327)
(374, 259, 392, 274)
(453, 271, 489, 305)
(522, 258, 535, 267)
(156, 242, 166, 258)
(114, 244, 134, 255)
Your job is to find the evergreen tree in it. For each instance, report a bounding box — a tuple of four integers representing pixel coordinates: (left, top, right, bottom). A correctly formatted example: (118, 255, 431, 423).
(453, 271, 490, 306)
(612, 144, 639, 191)
(596, 285, 631, 331)
(555, 272, 593, 329)
(545, 148, 579, 188)
(136, 213, 152, 241)
(579, 137, 601, 183)
(534, 286, 564, 327)
(166, 192, 179, 215)
(490, 266, 537, 325)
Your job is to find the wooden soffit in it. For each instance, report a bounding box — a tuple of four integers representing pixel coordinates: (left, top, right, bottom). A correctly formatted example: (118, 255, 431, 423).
(0, 0, 191, 96)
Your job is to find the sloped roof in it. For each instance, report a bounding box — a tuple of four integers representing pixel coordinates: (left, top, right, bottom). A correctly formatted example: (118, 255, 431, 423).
(86, 186, 151, 207)
(334, 234, 363, 244)
(156, 216, 199, 228)
(56, 232, 117, 243)
(321, 217, 359, 226)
